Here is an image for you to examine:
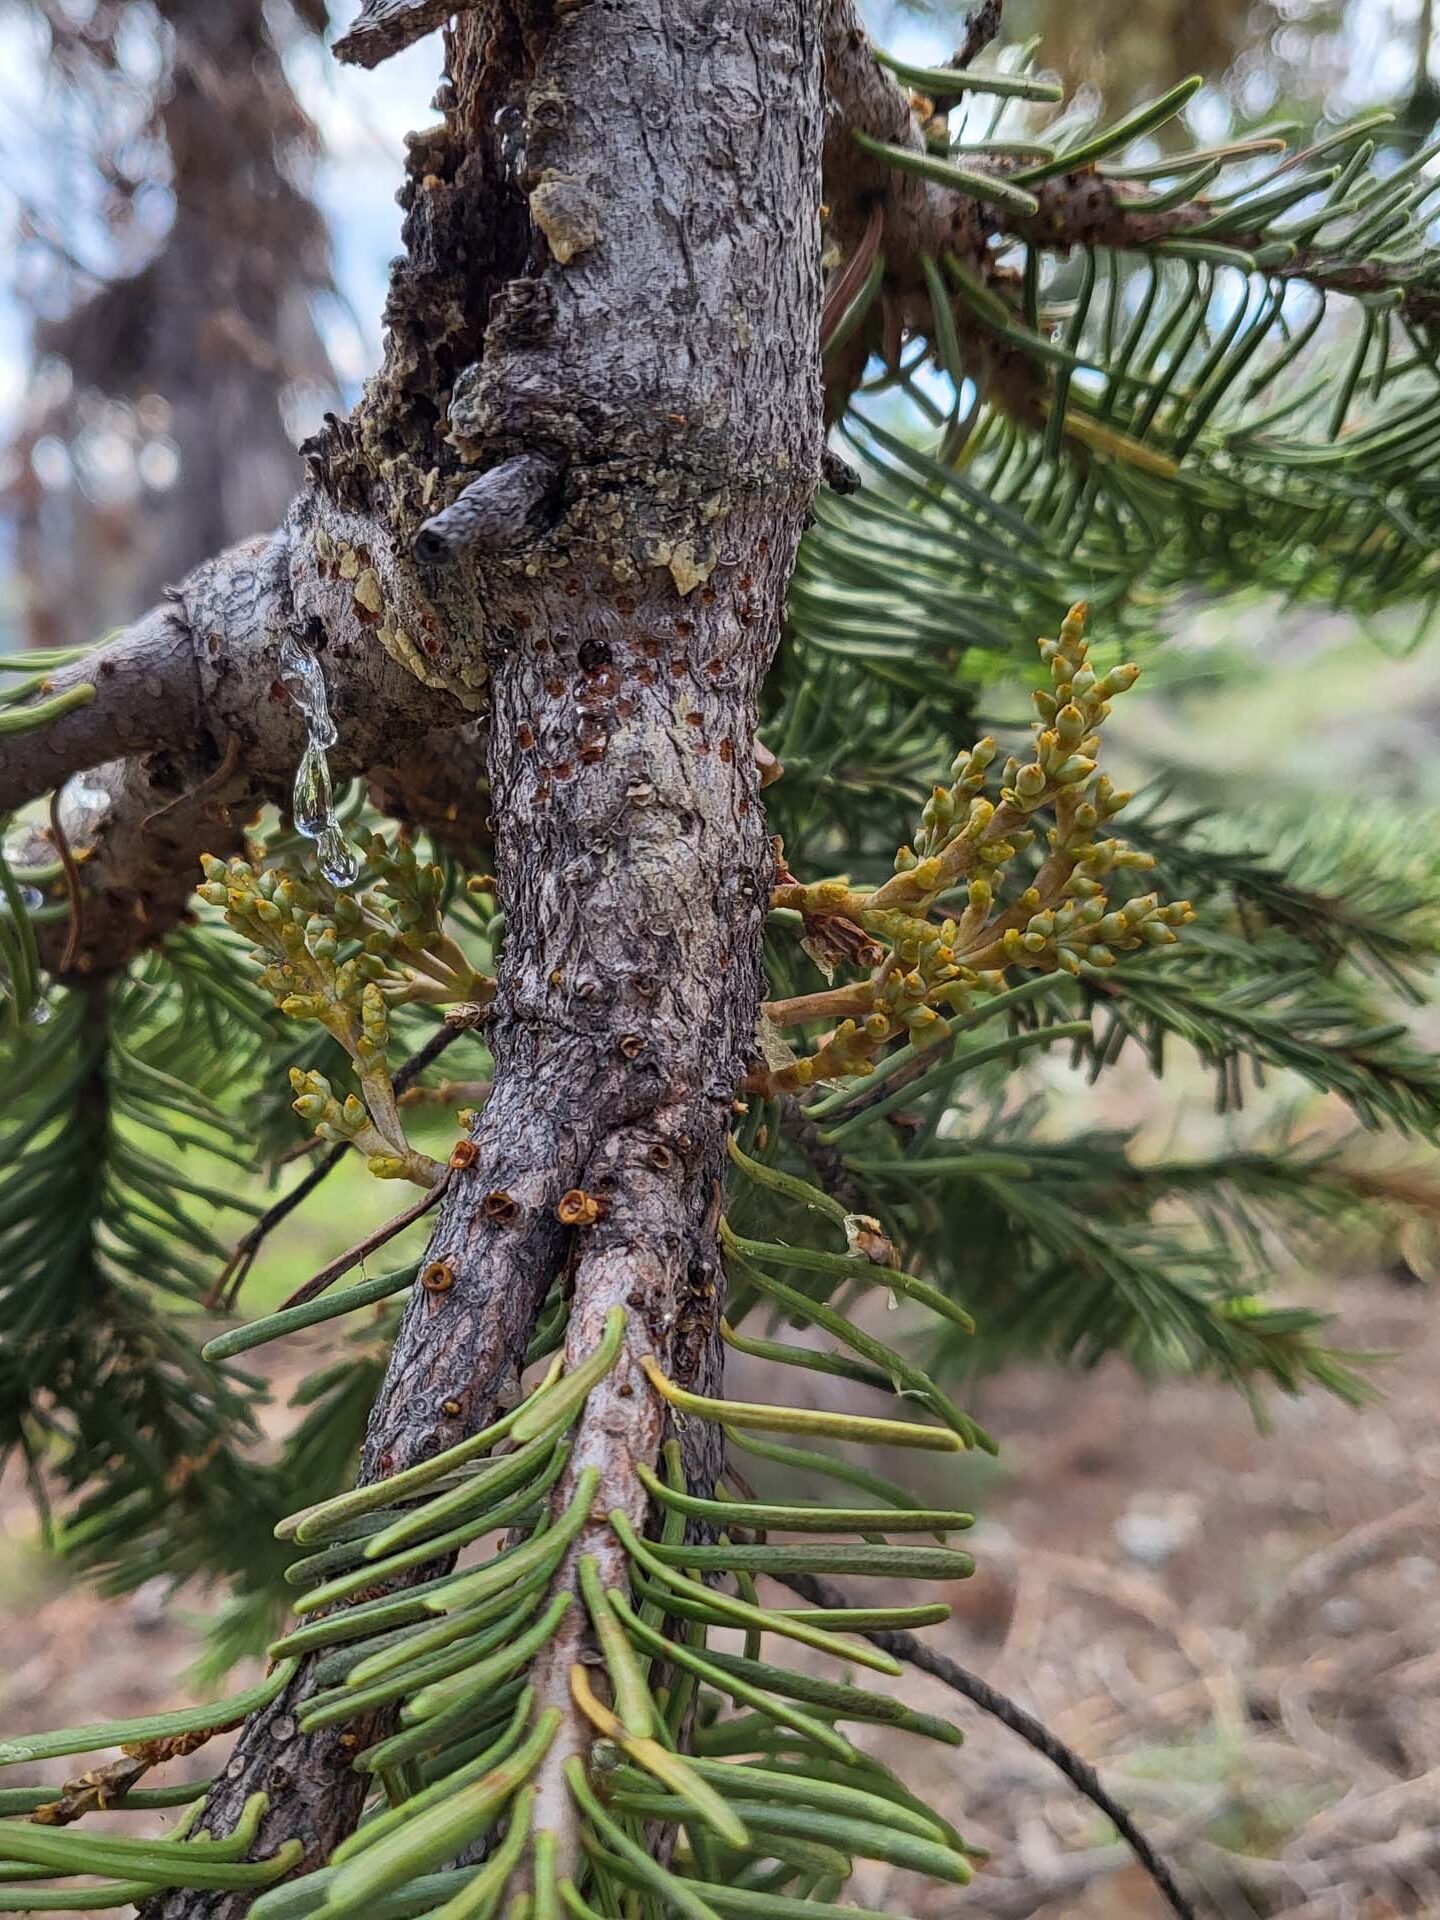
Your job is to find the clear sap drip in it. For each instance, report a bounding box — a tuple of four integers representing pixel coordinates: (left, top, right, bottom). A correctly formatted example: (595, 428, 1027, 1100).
(318, 825, 360, 889)
(279, 630, 355, 887)
(279, 633, 338, 750)
(293, 743, 331, 838)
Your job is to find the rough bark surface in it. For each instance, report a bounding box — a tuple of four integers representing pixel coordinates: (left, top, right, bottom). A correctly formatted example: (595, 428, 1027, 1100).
(133, 0, 824, 1905)
(358, 0, 825, 1490)
(367, 720, 492, 867)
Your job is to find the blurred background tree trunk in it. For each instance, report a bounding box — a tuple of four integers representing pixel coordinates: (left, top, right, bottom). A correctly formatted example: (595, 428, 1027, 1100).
(5, 0, 335, 650)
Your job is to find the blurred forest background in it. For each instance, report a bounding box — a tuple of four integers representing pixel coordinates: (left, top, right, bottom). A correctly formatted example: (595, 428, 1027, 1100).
(2, 2, 1440, 1916)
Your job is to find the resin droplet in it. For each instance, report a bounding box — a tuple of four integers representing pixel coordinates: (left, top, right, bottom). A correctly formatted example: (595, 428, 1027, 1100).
(318, 824, 360, 889)
(293, 744, 331, 839)
(278, 634, 338, 751)
(278, 628, 353, 887)
(59, 772, 111, 832)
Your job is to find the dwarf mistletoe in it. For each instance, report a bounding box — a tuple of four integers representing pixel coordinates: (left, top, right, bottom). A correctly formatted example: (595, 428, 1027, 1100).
(4, 1, 1440, 1915)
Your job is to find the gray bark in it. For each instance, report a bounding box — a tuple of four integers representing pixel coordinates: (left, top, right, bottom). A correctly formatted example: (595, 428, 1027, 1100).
(335, 0, 487, 69)
(412, 453, 561, 561)
(2, 521, 471, 976)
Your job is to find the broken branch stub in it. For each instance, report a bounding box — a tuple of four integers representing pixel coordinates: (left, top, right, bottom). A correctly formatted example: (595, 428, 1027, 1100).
(412, 455, 563, 565)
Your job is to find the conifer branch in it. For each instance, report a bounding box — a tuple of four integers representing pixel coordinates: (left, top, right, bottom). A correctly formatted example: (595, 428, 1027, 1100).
(822, 0, 1440, 434)
(0, 527, 471, 972)
(8, 2, 1440, 1916)
(0, 601, 199, 817)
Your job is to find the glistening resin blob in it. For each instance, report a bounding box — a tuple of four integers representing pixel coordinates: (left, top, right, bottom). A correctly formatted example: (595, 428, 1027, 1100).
(278, 631, 360, 888)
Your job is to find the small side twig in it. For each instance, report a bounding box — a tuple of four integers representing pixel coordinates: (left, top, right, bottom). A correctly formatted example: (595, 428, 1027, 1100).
(47, 788, 85, 976)
(279, 1169, 451, 1312)
(956, 0, 1004, 68)
(211, 1019, 473, 1308)
(333, 0, 484, 68)
(413, 455, 562, 564)
(928, 0, 1006, 116)
(778, 1569, 1199, 1920)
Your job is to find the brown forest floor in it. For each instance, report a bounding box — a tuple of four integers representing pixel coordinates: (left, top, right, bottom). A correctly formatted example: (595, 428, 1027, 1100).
(1, 1267, 1436, 1920)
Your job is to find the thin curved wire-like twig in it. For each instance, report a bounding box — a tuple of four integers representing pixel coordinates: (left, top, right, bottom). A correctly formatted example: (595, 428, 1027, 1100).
(278, 1169, 451, 1311)
(779, 1568, 1199, 1920)
(210, 1020, 470, 1308)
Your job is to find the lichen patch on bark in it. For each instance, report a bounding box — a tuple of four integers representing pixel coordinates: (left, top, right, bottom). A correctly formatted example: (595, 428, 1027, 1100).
(528, 171, 602, 263)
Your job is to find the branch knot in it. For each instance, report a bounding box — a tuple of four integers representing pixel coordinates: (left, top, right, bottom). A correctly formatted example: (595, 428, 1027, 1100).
(413, 455, 564, 565)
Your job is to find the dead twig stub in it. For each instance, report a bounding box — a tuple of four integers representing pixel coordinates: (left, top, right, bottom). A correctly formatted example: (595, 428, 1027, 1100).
(277, 1170, 451, 1312)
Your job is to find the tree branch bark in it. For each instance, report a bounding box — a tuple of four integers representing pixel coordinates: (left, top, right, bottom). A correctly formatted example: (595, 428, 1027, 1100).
(333, 0, 485, 70)
(3, 7, 1429, 1911)
(820, 4, 1223, 287)
(0, 604, 201, 818)
(130, 0, 823, 1907)
(4, 516, 476, 971)
(412, 452, 562, 562)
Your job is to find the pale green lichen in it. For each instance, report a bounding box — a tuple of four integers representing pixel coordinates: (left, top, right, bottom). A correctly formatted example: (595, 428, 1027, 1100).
(529, 171, 602, 264)
(353, 568, 385, 617)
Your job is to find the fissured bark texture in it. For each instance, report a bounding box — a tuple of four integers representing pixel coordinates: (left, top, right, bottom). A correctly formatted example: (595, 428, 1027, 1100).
(140, 3, 823, 1909)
